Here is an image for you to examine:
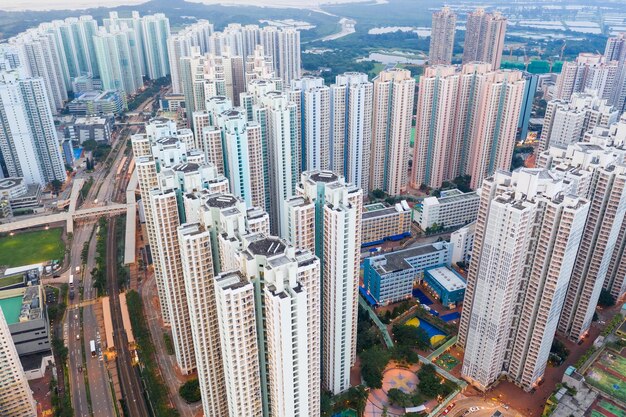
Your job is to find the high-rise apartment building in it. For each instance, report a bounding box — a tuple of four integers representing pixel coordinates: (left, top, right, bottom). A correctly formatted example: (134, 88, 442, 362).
(292, 171, 363, 394)
(537, 139, 626, 342)
(370, 68, 415, 195)
(0, 70, 66, 186)
(253, 91, 299, 235)
(0, 308, 37, 417)
(554, 53, 619, 102)
(141, 13, 171, 79)
(605, 33, 626, 113)
(7, 31, 68, 110)
(260, 26, 301, 84)
(93, 27, 143, 97)
(411, 63, 525, 189)
(459, 169, 589, 391)
(178, 223, 228, 417)
(330, 72, 373, 193)
(214, 271, 263, 417)
(538, 92, 619, 153)
(291, 77, 330, 172)
(429, 7, 457, 65)
(462, 8, 507, 69)
(167, 20, 214, 94)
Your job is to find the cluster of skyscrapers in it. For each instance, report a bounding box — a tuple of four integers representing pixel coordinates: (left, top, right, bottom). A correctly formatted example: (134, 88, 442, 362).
(1, 4, 626, 415)
(131, 114, 362, 416)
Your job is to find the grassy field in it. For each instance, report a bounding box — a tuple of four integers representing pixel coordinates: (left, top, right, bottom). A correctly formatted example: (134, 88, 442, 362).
(602, 353, 626, 376)
(586, 366, 626, 403)
(0, 228, 65, 267)
(0, 274, 24, 288)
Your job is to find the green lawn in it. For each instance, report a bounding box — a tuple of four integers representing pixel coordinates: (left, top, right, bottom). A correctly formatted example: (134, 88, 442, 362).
(586, 367, 626, 403)
(601, 353, 626, 377)
(0, 228, 65, 267)
(599, 400, 626, 417)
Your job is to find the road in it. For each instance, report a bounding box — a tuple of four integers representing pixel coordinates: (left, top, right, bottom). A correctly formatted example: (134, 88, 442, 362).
(448, 397, 522, 417)
(106, 154, 149, 417)
(65, 129, 132, 417)
(140, 272, 202, 417)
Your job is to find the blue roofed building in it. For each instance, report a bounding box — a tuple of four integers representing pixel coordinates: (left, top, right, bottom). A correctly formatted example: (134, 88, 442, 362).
(422, 265, 466, 308)
(362, 241, 451, 305)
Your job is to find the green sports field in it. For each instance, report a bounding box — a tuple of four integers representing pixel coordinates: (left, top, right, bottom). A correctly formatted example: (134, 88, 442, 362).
(0, 228, 65, 267)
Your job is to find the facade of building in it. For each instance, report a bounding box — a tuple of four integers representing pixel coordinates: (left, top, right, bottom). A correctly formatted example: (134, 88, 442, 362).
(554, 53, 618, 102)
(292, 77, 330, 172)
(459, 169, 589, 391)
(0, 307, 37, 417)
(330, 72, 373, 193)
(429, 7, 457, 65)
(362, 241, 452, 305)
(370, 69, 415, 195)
(361, 200, 412, 246)
(291, 171, 362, 395)
(0, 70, 66, 186)
(450, 222, 475, 266)
(416, 189, 480, 230)
(68, 116, 113, 143)
(411, 63, 525, 189)
(462, 8, 507, 69)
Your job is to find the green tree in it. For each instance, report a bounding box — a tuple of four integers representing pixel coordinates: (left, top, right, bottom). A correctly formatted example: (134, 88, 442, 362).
(387, 388, 413, 407)
(50, 179, 63, 194)
(360, 347, 390, 389)
(179, 379, 200, 403)
(598, 289, 616, 307)
(393, 323, 430, 351)
(371, 189, 386, 199)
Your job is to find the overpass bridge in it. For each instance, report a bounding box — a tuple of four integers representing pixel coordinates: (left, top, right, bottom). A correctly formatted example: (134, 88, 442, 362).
(0, 203, 129, 234)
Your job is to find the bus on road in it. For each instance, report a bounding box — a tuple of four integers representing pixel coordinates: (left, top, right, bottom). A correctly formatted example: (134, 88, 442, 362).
(69, 275, 75, 300)
(90, 340, 96, 357)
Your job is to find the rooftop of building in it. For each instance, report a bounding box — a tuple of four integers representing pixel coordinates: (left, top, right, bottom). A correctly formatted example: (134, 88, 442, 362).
(247, 236, 286, 257)
(205, 194, 238, 209)
(372, 243, 447, 274)
(422, 189, 479, 207)
(0, 177, 24, 191)
(215, 271, 249, 291)
(310, 171, 339, 183)
(363, 201, 410, 220)
(425, 266, 466, 292)
(173, 162, 200, 173)
(0, 285, 43, 325)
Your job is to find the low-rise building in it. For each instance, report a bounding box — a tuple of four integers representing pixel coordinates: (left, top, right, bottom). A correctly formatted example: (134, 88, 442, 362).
(0, 281, 53, 380)
(160, 93, 185, 111)
(67, 116, 114, 144)
(422, 266, 466, 308)
(0, 178, 41, 215)
(362, 241, 451, 305)
(361, 200, 412, 246)
(415, 189, 480, 230)
(68, 90, 125, 116)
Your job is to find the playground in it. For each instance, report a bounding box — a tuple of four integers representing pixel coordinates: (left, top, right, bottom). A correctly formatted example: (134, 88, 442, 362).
(434, 353, 460, 372)
(590, 399, 626, 417)
(406, 317, 447, 346)
(586, 352, 626, 404)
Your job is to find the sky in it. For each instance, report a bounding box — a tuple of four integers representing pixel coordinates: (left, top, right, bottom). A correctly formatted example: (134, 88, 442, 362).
(0, 0, 370, 12)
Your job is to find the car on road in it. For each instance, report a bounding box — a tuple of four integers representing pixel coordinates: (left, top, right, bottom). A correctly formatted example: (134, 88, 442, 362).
(53, 274, 60, 278)
(76, 334, 80, 340)
(442, 403, 456, 415)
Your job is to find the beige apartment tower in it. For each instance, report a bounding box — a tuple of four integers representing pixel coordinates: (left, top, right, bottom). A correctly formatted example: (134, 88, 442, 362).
(370, 68, 415, 195)
(462, 8, 507, 69)
(429, 7, 457, 65)
(178, 223, 228, 417)
(0, 308, 37, 417)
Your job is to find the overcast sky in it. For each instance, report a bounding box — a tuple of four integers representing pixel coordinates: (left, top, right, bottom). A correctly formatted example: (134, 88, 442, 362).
(1, 0, 369, 12)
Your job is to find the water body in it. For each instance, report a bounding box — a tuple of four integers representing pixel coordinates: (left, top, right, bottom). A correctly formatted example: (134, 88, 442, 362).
(359, 52, 425, 65)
